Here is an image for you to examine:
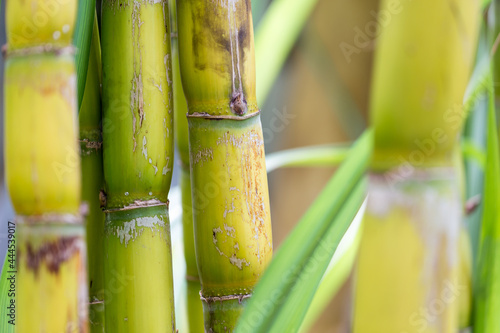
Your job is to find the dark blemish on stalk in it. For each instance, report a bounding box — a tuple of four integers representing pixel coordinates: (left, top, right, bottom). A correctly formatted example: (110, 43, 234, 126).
(230, 91, 247, 115)
(26, 237, 82, 275)
(238, 25, 248, 55)
(99, 190, 107, 209)
(190, 1, 251, 78)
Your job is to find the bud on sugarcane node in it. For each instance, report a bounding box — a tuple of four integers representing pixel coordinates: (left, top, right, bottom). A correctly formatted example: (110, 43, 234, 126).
(177, 0, 273, 331)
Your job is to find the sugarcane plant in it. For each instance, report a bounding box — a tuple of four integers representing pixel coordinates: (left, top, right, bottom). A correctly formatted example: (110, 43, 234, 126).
(177, 0, 274, 330)
(4, 0, 88, 332)
(100, 0, 176, 331)
(169, 0, 204, 330)
(79, 15, 106, 332)
(353, 0, 480, 332)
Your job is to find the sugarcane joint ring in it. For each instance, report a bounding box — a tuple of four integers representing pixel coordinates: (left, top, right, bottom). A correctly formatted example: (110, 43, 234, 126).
(187, 110, 260, 121)
(2, 44, 76, 59)
(370, 166, 457, 184)
(15, 213, 84, 226)
(103, 199, 169, 213)
(200, 293, 252, 304)
(79, 139, 103, 150)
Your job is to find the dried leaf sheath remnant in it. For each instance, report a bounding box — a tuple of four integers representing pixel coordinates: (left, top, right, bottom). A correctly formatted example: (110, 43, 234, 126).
(177, 0, 273, 330)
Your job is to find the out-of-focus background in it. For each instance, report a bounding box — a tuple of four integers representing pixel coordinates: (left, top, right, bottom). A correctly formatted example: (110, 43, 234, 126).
(0, 0, 380, 330)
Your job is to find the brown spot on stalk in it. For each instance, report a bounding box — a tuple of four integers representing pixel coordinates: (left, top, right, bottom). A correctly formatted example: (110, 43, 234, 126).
(24, 237, 82, 275)
(99, 190, 107, 208)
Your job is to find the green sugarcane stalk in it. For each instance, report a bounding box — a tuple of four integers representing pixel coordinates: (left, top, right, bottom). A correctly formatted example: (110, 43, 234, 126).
(169, 0, 204, 330)
(353, 0, 480, 332)
(4, 0, 88, 331)
(177, 0, 273, 330)
(79, 15, 105, 332)
(101, 0, 175, 331)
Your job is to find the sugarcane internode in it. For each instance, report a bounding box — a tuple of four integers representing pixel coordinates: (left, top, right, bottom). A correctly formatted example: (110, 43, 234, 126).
(101, 0, 176, 331)
(177, 0, 273, 331)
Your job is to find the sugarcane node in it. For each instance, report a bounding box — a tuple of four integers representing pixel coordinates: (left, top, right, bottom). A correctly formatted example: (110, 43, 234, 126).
(89, 299, 105, 305)
(2, 45, 76, 59)
(103, 199, 169, 212)
(24, 236, 83, 275)
(230, 91, 248, 116)
(79, 139, 103, 151)
(188, 110, 260, 120)
(200, 293, 252, 304)
(16, 214, 84, 225)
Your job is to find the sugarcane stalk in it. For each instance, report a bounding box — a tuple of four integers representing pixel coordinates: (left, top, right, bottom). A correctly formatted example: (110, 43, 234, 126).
(170, 0, 204, 330)
(353, 0, 480, 332)
(5, 0, 87, 331)
(79, 15, 105, 332)
(177, 0, 273, 330)
(101, 0, 176, 331)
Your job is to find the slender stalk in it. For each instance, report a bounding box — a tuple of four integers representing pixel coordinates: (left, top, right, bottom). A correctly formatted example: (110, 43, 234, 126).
(4, 0, 87, 331)
(101, 0, 175, 331)
(353, 0, 480, 332)
(79, 15, 105, 332)
(177, 0, 273, 330)
(169, 0, 204, 329)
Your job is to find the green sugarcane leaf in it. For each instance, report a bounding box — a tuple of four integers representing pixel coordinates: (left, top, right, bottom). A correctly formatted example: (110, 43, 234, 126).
(266, 143, 350, 173)
(235, 129, 372, 333)
(462, 139, 487, 169)
(0, 253, 15, 333)
(473, 72, 500, 332)
(267, 179, 366, 333)
(255, 0, 320, 104)
(299, 205, 364, 332)
(74, 0, 97, 109)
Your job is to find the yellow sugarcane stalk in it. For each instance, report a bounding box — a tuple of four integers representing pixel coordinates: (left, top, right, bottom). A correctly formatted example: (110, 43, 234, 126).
(177, 0, 273, 330)
(353, 0, 480, 332)
(4, 0, 87, 331)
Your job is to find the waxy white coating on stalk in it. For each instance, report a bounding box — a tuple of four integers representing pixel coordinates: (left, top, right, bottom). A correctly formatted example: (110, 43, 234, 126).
(367, 177, 461, 273)
(212, 226, 251, 270)
(109, 215, 166, 247)
(192, 148, 214, 166)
